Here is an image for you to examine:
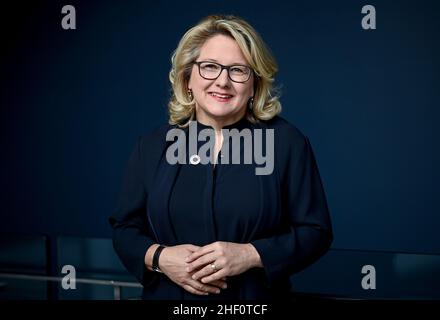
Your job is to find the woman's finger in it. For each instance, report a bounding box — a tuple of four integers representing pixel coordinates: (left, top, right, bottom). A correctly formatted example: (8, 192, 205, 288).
(191, 261, 218, 280)
(208, 279, 228, 289)
(182, 284, 208, 296)
(201, 268, 229, 284)
(187, 252, 217, 272)
(185, 244, 215, 263)
(188, 279, 221, 294)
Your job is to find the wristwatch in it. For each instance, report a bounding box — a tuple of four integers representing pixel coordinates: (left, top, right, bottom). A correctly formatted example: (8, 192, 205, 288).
(152, 245, 165, 273)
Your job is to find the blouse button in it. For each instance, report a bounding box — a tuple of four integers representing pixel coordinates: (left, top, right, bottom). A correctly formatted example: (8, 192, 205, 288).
(190, 154, 201, 165)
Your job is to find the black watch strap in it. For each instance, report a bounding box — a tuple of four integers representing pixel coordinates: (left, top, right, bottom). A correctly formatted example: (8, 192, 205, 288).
(152, 245, 165, 273)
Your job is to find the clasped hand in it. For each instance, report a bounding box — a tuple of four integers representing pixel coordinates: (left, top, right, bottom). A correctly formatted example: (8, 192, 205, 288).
(160, 242, 257, 296)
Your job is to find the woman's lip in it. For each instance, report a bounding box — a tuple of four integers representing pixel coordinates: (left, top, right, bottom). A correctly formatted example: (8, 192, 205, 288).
(208, 92, 234, 97)
(209, 92, 233, 102)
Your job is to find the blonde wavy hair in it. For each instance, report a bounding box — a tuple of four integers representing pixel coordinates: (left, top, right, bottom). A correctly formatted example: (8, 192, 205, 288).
(168, 14, 282, 127)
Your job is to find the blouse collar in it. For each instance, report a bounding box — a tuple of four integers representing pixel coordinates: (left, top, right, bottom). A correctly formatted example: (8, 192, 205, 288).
(195, 116, 250, 132)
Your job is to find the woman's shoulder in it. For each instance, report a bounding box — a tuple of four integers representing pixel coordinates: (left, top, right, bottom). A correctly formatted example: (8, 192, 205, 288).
(260, 115, 308, 146)
(136, 122, 174, 155)
(261, 116, 313, 175)
(141, 122, 172, 141)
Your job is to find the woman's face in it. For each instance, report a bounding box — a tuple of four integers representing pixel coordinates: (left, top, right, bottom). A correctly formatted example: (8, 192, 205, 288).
(188, 34, 254, 124)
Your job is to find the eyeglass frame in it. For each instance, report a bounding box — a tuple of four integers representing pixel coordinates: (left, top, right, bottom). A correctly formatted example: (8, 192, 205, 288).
(193, 61, 254, 83)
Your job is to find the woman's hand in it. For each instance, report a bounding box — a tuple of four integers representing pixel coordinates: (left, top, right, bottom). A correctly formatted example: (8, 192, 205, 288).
(185, 242, 262, 284)
(159, 244, 228, 296)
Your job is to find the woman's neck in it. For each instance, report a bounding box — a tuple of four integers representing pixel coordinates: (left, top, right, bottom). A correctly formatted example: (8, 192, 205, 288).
(195, 110, 246, 133)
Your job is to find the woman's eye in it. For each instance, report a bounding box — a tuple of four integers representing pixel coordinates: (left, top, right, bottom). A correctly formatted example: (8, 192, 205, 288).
(203, 64, 219, 70)
(231, 67, 246, 74)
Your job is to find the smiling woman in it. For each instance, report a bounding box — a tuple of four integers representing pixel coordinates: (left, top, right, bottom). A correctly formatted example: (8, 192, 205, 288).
(186, 34, 255, 126)
(109, 14, 333, 300)
(168, 15, 282, 129)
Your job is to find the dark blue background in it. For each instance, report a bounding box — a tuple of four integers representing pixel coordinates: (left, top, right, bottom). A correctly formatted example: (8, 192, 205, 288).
(1, 0, 439, 254)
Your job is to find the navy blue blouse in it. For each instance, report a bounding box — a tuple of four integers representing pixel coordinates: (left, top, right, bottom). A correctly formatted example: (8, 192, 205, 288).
(109, 115, 333, 300)
(170, 118, 261, 245)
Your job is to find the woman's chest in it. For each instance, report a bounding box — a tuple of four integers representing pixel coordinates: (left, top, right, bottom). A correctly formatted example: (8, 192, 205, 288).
(168, 162, 282, 243)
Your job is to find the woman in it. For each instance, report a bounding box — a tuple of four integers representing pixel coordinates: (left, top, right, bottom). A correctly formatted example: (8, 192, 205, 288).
(109, 14, 333, 300)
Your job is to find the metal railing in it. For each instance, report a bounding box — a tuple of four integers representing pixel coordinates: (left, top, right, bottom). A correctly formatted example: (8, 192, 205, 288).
(0, 272, 142, 300)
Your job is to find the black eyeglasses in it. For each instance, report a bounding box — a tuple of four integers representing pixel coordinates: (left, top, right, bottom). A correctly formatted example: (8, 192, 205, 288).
(193, 61, 253, 83)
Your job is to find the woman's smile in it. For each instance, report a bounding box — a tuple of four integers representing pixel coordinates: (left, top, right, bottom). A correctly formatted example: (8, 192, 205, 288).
(208, 91, 234, 103)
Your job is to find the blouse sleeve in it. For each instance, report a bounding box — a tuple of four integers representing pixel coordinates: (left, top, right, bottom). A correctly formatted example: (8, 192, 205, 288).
(251, 134, 333, 287)
(109, 136, 157, 287)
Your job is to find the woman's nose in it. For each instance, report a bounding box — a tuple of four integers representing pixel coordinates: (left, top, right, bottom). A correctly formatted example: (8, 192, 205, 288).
(215, 68, 230, 87)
